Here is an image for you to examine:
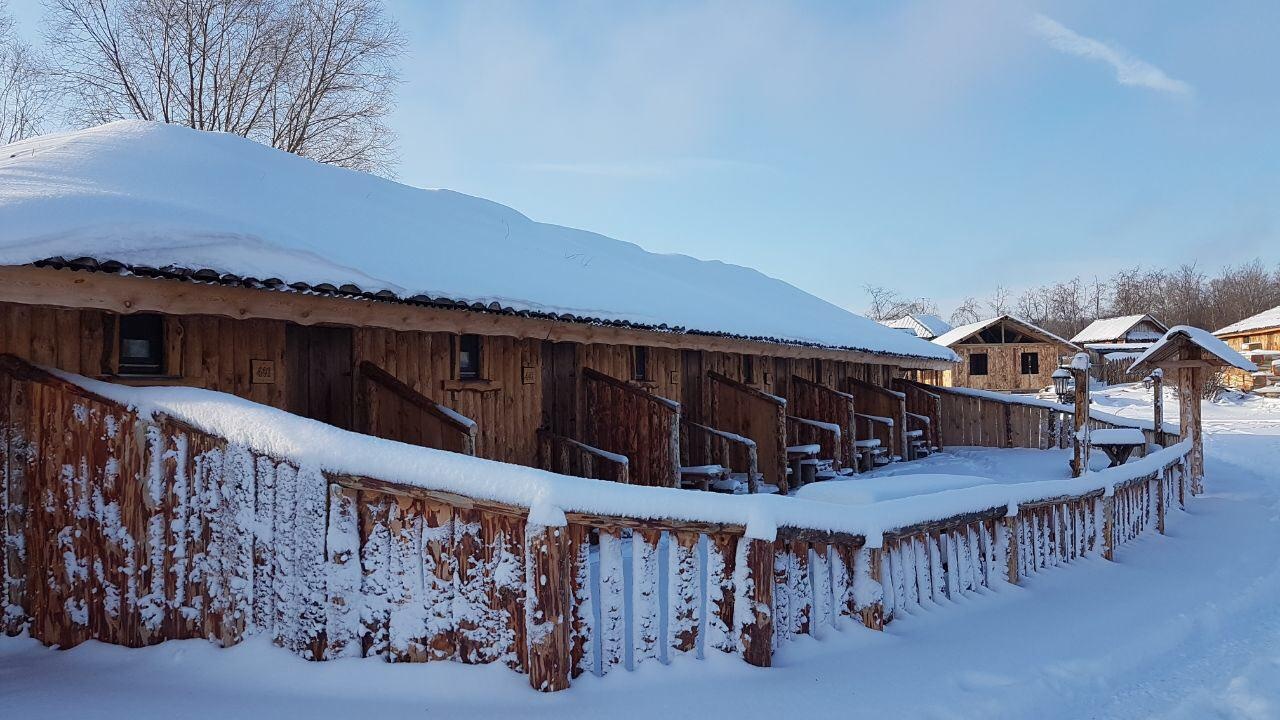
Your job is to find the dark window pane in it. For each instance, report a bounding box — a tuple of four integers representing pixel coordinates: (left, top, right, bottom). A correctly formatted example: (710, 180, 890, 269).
(969, 352, 988, 376)
(742, 355, 755, 384)
(633, 346, 649, 381)
(118, 314, 165, 375)
(1020, 352, 1040, 375)
(459, 334, 481, 379)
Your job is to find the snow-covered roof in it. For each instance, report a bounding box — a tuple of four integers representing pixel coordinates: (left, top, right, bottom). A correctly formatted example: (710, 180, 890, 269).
(1215, 305, 1280, 337)
(1128, 326, 1258, 374)
(883, 313, 953, 340)
(1070, 314, 1167, 344)
(0, 122, 956, 364)
(931, 315, 1077, 350)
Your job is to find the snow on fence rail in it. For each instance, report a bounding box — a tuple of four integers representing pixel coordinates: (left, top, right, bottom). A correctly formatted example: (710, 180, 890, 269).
(0, 355, 1192, 692)
(930, 384, 1180, 450)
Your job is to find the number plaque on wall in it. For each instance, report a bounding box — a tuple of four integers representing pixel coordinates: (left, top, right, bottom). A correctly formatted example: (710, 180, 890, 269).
(251, 359, 276, 385)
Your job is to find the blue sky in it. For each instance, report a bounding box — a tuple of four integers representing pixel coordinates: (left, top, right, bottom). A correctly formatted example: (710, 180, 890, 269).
(9, 0, 1278, 315)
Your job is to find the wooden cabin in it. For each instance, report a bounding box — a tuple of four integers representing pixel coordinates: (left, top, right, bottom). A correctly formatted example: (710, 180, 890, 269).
(1070, 313, 1168, 385)
(0, 123, 957, 496)
(1214, 306, 1280, 392)
(931, 315, 1078, 393)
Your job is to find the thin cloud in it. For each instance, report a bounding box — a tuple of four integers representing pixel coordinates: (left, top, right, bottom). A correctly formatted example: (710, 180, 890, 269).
(1031, 14, 1192, 96)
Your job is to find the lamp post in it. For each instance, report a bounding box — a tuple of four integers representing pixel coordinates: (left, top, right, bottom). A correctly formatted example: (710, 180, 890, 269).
(1052, 367, 1072, 405)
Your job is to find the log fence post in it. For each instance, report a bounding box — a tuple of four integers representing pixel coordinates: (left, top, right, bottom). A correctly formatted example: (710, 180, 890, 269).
(525, 521, 570, 692)
(737, 537, 773, 667)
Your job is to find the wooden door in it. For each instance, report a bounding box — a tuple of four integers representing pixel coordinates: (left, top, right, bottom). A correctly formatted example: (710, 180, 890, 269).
(285, 324, 354, 430)
(681, 349, 704, 423)
(540, 341, 579, 437)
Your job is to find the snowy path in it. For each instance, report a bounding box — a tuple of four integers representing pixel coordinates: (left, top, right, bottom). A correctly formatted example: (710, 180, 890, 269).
(3, 401, 1279, 718)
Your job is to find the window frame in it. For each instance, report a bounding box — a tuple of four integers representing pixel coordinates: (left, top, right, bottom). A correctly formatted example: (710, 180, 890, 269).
(114, 313, 170, 377)
(632, 346, 650, 382)
(968, 352, 989, 377)
(1019, 351, 1040, 376)
(457, 333, 483, 380)
(741, 355, 755, 384)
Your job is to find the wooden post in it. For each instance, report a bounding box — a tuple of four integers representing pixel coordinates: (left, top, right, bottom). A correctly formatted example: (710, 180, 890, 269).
(1156, 472, 1167, 535)
(1150, 370, 1165, 448)
(525, 523, 570, 692)
(1003, 515, 1020, 585)
(1071, 354, 1090, 478)
(738, 537, 773, 668)
(1101, 495, 1116, 561)
(858, 547, 885, 631)
(1177, 365, 1205, 494)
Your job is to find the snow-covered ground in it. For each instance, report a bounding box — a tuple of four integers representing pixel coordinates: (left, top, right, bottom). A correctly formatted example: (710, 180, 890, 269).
(3, 383, 1279, 719)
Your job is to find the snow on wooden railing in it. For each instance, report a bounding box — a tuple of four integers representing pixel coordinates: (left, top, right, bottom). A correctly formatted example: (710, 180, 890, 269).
(358, 361, 477, 456)
(894, 378, 943, 452)
(0, 356, 1194, 693)
(847, 377, 909, 460)
(536, 429, 630, 485)
(680, 419, 759, 494)
(580, 368, 680, 488)
(928, 384, 1179, 450)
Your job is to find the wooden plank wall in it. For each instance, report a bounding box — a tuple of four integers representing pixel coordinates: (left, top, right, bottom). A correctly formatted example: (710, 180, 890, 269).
(579, 370, 679, 488)
(708, 373, 788, 491)
(943, 342, 1067, 392)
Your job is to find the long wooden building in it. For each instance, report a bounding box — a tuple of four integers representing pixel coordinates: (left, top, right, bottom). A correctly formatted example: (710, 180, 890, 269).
(1214, 305, 1280, 392)
(0, 121, 956, 496)
(930, 315, 1078, 393)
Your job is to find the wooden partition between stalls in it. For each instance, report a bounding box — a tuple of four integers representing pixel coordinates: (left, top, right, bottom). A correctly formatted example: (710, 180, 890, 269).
(708, 371, 788, 493)
(788, 375, 857, 470)
(894, 378, 943, 452)
(846, 377, 908, 460)
(358, 361, 477, 455)
(580, 368, 680, 488)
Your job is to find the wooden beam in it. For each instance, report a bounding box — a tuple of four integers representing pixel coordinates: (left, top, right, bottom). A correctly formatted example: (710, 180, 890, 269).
(0, 266, 955, 370)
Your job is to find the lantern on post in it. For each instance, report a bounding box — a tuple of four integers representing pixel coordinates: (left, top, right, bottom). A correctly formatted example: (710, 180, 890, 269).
(1051, 367, 1072, 405)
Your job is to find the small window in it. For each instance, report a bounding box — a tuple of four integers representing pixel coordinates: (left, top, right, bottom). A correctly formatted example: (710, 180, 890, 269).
(632, 346, 649, 381)
(118, 314, 166, 376)
(742, 355, 755, 384)
(969, 352, 989, 376)
(1020, 352, 1040, 375)
(458, 334, 482, 380)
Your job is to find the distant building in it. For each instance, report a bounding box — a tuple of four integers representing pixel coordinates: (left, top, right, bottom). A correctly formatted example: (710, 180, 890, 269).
(1070, 314, 1169, 385)
(932, 315, 1079, 393)
(1214, 306, 1280, 392)
(883, 313, 953, 341)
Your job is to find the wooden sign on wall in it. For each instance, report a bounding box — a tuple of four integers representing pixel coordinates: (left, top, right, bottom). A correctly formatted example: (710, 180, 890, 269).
(251, 359, 276, 384)
(522, 365, 536, 385)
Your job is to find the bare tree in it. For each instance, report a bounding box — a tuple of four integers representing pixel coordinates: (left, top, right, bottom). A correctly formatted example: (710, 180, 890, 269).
(0, 1, 52, 143)
(45, 0, 404, 173)
(864, 285, 937, 322)
(987, 285, 1011, 316)
(949, 296, 982, 326)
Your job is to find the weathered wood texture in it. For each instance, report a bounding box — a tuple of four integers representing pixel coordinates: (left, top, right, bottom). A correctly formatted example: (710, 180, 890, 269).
(787, 375, 856, 469)
(846, 377, 908, 459)
(680, 419, 759, 492)
(357, 361, 477, 455)
(929, 385, 1177, 450)
(894, 378, 943, 451)
(536, 430, 630, 484)
(580, 368, 679, 488)
(708, 371, 789, 492)
(0, 353, 1191, 693)
(942, 342, 1069, 392)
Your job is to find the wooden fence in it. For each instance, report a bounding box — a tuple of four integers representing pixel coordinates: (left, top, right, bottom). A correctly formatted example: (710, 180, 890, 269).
(0, 355, 1193, 694)
(930, 385, 1179, 450)
(708, 371, 788, 493)
(788, 375, 857, 470)
(846, 377, 907, 460)
(894, 378, 943, 451)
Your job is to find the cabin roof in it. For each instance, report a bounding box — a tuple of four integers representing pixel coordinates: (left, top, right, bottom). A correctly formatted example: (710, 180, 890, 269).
(1214, 305, 1280, 337)
(931, 315, 1078, 350)
(883, 313, 953, 340)
(0, 122, 956, 364)
(1070, 313, 1167, 344)
(1128, 326, 1257, 373)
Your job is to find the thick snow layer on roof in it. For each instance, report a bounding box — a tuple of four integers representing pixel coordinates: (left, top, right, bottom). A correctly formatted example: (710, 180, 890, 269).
(1215, 305, 1280, 337)
(1128, 326, 1258, 374)
(0, 121, 955, 363)
(1071, 314, 1165, 344)
(931, 314, 1076, 349)
(883, 313, 953, 340)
